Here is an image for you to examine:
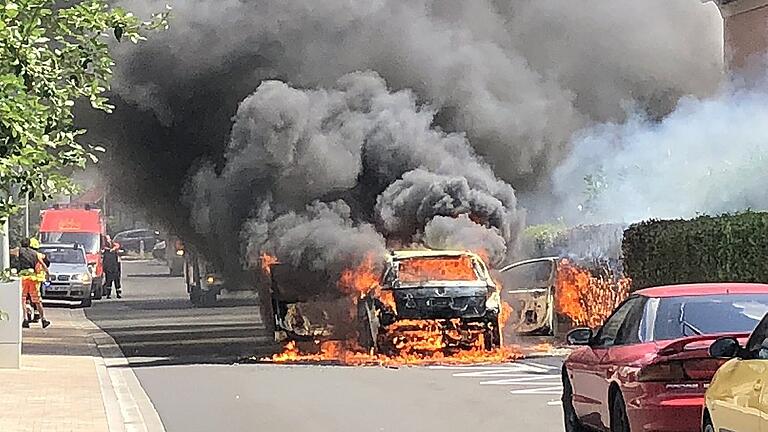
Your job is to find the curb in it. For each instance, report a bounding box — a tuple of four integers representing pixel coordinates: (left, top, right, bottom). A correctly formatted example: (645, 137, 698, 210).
(74, 309, 166, 432)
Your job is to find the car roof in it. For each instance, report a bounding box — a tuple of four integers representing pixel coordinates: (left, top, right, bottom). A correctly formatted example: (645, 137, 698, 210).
(389, 249, 482, 260)
(116, 228, 154, 235)
(635, 282, 768, 298)
(39, 243, 84, 250)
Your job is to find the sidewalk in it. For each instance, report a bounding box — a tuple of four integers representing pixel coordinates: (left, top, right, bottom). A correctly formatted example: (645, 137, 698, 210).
(0, 307, 164, 432)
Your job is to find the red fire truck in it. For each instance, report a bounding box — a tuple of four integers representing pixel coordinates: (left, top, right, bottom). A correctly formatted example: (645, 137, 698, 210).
(39, 205, 106, 299)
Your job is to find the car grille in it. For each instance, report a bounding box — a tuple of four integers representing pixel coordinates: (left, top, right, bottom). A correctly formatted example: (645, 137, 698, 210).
(394, 294, 488, 319)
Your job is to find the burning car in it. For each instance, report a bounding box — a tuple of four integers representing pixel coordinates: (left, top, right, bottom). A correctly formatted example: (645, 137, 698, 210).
(270, 250, 502, 355)
(498, 257, 630, 338)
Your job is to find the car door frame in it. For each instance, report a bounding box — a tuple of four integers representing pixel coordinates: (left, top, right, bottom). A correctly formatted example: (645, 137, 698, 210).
(568, 296, 646, 429)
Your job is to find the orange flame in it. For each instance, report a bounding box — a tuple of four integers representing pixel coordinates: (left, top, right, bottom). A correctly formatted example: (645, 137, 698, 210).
(260, 253, 279, 276)
(398, 256, 478, 282)
(267, 320, 523, 366)
(555, 259, 630, 328)
(338, 255, 380, 297)
(267, 252, 526, 366)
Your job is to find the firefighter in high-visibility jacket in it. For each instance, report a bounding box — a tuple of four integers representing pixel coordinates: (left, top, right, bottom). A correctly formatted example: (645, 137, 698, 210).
(18, 238, 50, 328)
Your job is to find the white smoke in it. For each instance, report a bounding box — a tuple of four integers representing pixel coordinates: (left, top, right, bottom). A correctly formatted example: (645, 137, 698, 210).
(552, 76, 768, 224)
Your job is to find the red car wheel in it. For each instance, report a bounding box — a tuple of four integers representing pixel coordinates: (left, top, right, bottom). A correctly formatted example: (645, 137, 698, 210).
(562, 368, 588, 432)
(610, 391, 630, 432)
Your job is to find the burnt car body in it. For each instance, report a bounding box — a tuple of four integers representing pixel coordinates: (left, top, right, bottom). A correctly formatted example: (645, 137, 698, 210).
(183, 247, 225, 306)
(498, 257, 559, 335)
(271, 250, 502, 352)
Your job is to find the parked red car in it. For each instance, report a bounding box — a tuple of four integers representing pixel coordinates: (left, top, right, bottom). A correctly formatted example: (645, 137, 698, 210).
(562, 283, 768, 432)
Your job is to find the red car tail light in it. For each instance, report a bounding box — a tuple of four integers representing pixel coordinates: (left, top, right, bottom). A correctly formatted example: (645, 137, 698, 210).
(638, 358, 726, 382)
(638, 361, 687, 382)
(681, 358, 725, 381)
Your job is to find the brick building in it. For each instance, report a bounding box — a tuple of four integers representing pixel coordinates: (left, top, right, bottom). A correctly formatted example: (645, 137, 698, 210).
(710, 0, 768, 69)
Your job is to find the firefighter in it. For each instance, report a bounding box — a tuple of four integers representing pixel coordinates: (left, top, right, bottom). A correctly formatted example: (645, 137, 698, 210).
(102, 235, 122, 299)
(17, 238, 50, 328)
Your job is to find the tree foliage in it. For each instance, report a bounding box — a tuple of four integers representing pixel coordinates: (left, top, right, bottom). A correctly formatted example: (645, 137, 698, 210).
(623, 212, 768, 290)
(0, 0, 168, 220)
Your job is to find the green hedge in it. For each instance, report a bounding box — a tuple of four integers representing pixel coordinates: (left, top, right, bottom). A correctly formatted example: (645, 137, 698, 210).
(623, 212, 768, 290)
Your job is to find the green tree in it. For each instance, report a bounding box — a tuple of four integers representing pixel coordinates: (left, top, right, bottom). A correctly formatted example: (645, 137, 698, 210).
(0, 0, 168, 220)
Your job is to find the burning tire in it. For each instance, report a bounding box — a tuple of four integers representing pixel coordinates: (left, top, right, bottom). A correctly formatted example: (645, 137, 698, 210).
(483, 315, 502, 350)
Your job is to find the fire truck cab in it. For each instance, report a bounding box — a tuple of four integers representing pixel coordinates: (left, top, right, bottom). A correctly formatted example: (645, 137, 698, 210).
(39, 205, 106, 300)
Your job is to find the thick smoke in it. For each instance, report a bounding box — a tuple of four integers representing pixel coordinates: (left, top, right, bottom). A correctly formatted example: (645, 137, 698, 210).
(375, 169, 518, 252)
(423, 215, 507, 265)
(187, 71, 520, 279)
(87, 0, 722, 280)
(244, 201, 386, 278)
(551, 75, 768, 224)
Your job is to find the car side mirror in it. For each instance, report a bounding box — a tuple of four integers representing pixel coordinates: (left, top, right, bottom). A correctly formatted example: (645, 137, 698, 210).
(567, 328, 594, 346)
(709, 337, 741, 359)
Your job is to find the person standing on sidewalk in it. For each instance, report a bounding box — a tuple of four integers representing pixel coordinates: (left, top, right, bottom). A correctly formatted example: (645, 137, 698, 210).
(16, 238, 51, 328)
(102, 236, 122, 299)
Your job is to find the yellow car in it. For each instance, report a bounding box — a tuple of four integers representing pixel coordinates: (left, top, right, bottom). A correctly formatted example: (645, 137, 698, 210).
(704, 312, 768, 432)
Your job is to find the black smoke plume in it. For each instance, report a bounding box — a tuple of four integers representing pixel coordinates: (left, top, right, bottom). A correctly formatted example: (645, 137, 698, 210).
(82, 0, 722, 284)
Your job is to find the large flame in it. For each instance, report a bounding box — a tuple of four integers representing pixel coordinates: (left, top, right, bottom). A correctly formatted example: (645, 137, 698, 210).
(268, 334, 524, 367)
(269, 251, 526, 366)
(338, 255, 380, 297)
(555, 259, 630, 328)
(398, 256, 478, 282)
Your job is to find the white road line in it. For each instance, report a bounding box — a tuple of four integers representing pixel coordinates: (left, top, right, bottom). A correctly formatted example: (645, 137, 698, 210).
(547, 400, 563, 406)
(449, 364, 552, 377)
(485, 381, 562, 386)
(480, 376, 561, 385)
(433, 362, 564, 399)
(429, 365, 529, 370)
(521, 361, 560, 371)
(510, 386, 564, 395)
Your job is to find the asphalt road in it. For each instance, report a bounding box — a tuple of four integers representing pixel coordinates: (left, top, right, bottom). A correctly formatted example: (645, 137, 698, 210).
(86, 260, 566, 432)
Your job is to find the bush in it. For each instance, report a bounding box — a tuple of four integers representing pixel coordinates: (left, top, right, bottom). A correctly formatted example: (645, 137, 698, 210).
(522, 223, 625, 263)
(623, 212, 768, 290)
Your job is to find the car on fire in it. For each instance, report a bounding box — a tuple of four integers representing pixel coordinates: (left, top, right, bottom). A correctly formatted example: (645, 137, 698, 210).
(703, 311, 768, 432)
(562, 283, 768, 432)
(271, 250, 502, 353)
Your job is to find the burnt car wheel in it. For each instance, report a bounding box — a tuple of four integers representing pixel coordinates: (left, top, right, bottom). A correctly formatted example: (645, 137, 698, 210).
(562, 368, 588, 432)
(610, 391, 630, 432)
(483, 321, 501, 350)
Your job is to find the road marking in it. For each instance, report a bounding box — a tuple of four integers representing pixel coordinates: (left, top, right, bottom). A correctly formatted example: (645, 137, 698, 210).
(521, 360, 560, 370)
(433, 361, 564, 399)
(433, 363, 552, 377)
(481, 375, 562, 385)
(510, 386, 563, 395)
